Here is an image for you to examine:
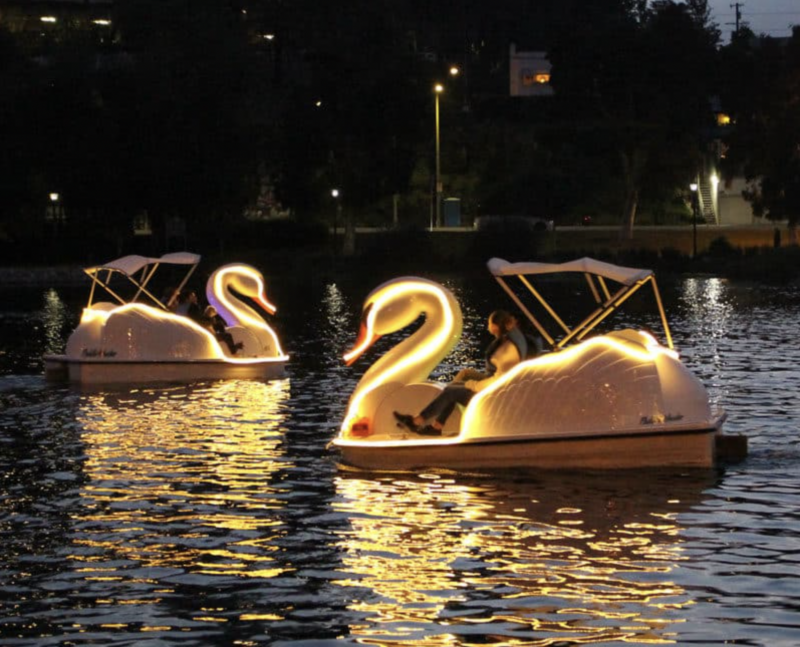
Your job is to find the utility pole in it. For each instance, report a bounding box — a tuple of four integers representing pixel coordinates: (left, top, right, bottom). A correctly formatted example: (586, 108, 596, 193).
(730, 2, 743, 36)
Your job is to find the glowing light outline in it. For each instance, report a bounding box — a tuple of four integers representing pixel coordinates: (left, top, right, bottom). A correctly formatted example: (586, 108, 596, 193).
(335, 330, 681, 448)
(460, 331, 679, 433)
(210, 264, 286, 359)
(340, 279, 457, 434)
(77, 302, 286, 366)
(80, 303, 225, 359)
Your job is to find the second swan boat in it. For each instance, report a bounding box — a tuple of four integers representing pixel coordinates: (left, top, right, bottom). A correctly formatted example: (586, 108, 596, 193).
(44, 252, 288, 384)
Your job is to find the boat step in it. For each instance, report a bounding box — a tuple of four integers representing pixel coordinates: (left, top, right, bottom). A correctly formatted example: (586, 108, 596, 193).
(715, 433, 748, 463)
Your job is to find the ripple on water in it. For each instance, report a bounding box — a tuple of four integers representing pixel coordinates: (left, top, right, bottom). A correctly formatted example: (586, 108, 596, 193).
(1, 277, 800, 645)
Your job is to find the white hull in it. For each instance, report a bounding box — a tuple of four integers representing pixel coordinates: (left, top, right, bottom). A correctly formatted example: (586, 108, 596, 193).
(334, 419, 726, 471)
(44, 354, 287, 385)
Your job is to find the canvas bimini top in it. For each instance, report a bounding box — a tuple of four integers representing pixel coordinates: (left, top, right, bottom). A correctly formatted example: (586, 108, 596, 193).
(83, 252, 201, 310)
(487, 257, 673, 350)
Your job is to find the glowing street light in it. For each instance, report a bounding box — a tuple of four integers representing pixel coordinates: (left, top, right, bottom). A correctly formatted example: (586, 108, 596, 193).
(433, 83, 444, 229)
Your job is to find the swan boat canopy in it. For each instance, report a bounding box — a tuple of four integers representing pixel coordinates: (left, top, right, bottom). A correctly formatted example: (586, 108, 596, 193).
(332, 258, 745, 471)
(44, 252, 288, 384)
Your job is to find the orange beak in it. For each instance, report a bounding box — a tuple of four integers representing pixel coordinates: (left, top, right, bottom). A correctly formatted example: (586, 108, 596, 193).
(343, 323, 380, 366)
(343, 304, 378, 366)
(257, 296, 277, 315)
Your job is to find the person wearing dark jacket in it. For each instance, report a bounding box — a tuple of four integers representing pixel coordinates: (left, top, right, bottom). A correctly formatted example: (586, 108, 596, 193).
(394, 310, 526, 436)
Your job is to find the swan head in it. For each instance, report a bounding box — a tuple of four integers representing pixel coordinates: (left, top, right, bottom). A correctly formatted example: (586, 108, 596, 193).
(343, 277, 460, 366)
(207, 264, 277, 320)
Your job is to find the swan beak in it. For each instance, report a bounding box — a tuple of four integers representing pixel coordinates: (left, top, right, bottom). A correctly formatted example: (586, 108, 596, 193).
(343, 323, 380, 366)
(257, 297, 277, 315)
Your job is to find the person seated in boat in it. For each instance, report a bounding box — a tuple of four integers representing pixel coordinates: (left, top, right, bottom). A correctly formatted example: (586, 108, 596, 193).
(202, 305, 243, 355)
(175, 289, 203, 322)
(161, 286, 180, 312)
(394, 309, 527, 436)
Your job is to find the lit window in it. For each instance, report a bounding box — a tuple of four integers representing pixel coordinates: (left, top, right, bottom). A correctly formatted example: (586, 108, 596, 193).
(522, 71, 550, 86)
(717, 113, 731, 126)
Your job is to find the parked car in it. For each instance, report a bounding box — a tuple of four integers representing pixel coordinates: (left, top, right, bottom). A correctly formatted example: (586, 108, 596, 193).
(474, 214, 555, 232)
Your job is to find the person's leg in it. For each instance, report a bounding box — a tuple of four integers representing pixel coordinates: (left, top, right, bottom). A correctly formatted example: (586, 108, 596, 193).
(395, 385, 474, 432)
(452, 368, 489, 383)
(420, 385, 473, 427)
(219, 332, 241, 354)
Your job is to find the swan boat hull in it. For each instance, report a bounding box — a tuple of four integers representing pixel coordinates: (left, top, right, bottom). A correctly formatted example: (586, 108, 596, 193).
(44, 354, 287, 385)
(334, 417, 725, 471)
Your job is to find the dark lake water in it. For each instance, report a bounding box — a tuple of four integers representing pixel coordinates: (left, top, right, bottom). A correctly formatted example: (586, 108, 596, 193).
(1, 267, 799, 646)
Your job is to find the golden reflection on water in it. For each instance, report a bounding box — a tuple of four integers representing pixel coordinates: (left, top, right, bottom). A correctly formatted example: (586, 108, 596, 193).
(71, 379, 291, 579)
(333, 473, 711, 645)
(42, 288, 70, 355)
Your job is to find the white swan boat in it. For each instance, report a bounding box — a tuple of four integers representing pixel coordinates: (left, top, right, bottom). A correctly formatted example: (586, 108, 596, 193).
(332, 257, 744, 471)
(44, 252, 288, 384)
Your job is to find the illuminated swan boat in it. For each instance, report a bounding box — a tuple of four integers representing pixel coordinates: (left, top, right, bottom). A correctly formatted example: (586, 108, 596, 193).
(332, 258, 741, 470)
(44, 253, 288, 384)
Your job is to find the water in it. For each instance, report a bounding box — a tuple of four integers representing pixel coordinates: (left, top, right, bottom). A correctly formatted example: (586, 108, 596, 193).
(1, 270, 799, 646)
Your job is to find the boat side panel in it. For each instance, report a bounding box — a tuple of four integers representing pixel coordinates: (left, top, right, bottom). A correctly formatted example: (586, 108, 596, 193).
(65, 360, 287, 384)
(338, 429, 716, 471)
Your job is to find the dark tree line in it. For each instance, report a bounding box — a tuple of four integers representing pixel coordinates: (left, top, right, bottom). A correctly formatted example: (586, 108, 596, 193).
(0, 0, 797, 255)
(720, 25, 800, 240)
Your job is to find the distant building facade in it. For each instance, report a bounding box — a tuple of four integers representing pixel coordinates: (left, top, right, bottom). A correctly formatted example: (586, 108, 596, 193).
(509, 44, 553, 98)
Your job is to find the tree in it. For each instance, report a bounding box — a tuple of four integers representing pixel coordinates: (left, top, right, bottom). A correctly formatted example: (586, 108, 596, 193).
(720, 28, 800, 242)
(109, 0, 272, 232)
(267, 0, 427, 223)
(548, 0, 720, 238)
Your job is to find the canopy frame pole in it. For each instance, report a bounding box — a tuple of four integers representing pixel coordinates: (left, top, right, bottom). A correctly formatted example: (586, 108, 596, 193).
(595, 275, 612, 302)
(132, 262, 174, 309)
(85, 270, 128, 307)
(87, 270, 98, 307)
(649, 276, 673, 349)
(171, 263, 199, 307)
(132, 263, 156, 304)
(569, 280, 651, 346)
(584, 273, 602, 304)
(558, 281, 644, 348)
(518, 275, 571, 335)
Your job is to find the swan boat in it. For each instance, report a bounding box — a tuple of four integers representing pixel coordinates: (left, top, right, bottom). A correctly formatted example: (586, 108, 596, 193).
(44, 252, 288, 384)
(331, 257, 745, 471)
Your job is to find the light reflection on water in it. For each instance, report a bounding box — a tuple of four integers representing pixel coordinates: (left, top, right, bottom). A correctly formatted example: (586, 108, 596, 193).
(332, 471, 715, 645)
(75, 380, 292, 573)
(1, 274, 800, 645)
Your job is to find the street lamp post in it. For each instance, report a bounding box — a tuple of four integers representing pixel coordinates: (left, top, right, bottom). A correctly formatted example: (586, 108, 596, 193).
(49, 192, 60, 239)
(434, 83, 444, 229)
(690, 182, 698, 258)
(331, 188, 340, 256)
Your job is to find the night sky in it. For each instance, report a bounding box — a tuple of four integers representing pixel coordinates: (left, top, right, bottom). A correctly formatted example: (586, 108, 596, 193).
(709, 0, 800, 43)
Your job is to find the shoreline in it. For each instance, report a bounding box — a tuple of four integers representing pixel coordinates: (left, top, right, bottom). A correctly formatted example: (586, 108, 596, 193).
(1, 224, 797, 287)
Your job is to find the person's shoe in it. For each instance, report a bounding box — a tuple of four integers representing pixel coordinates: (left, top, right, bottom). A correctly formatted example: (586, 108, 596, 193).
(393, 411, 419, 432)
(417, 425, 442, 436)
